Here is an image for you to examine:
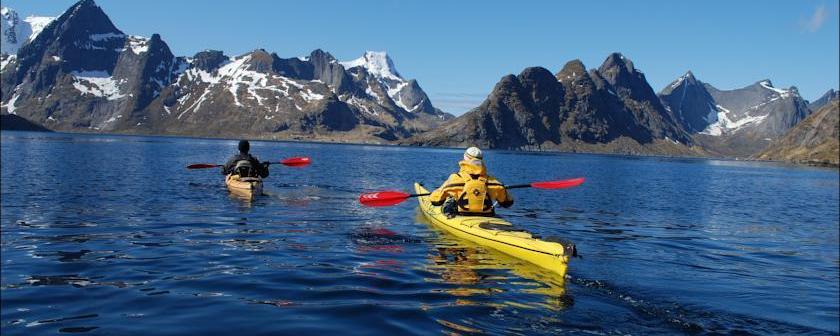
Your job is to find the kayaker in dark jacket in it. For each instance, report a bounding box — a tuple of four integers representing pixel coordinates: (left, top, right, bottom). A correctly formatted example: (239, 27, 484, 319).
(221, 140, 269, 178)
(429, 147, 513, 217)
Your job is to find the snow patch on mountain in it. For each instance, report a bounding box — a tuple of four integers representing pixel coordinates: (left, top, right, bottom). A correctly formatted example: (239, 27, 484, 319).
(365, 85, 383, 103)
(669, 72, 692, 90)
(89, 32, 125, 41)
(128, 35, 150, 54)
(1, 54, 15, 70)
(704, 102, 717, 123)
(340, 51, 402, 81)
(24, 15, 53, 41)
(759, 80, 789, 96)
(71, 70, 126, 100)
(176, 54, 328, 112)
(299, 89, 324, 102)
(339, 51, 431, 113)
(342, 95, 378, 116)
(2, 93, 20, 114)
(702, 104, 767, 136)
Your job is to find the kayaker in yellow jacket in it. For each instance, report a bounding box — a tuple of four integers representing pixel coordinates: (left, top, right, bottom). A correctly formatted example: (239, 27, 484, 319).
(430, 147, 513, 217)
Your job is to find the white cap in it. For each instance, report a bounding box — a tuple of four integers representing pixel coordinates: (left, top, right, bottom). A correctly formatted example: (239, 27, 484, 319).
(464, 146, 483, 160)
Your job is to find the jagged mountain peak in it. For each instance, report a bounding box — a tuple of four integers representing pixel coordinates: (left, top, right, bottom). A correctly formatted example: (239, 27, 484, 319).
(340, 51, 402, 80)
(242, 49, 275, 72)
(659, 70, 717, 133)
(309, 49, 336, 62)
(677, 71, 698, 85)
(555, 59, 587, 82)
(596, 53, 654, 93)
(660, 70, 702, 95)
(754, 79, 799, 97)
(493, 74, 521, 91)
(518, 66, 556, 82)
(191, 50, 228, 71)
(817, 88, 837, 99)
(808, 88, 839, 111)
(61, 0, 122, 35)
(74, 0, 98, 9)
(599, 52, 636, 74)
(664, 75, 814, 151)
(556, 60, 594, 89)
(751, 79, 795, 94)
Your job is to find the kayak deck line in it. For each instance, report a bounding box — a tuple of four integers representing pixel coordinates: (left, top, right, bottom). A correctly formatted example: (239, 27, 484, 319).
(414, 183, 571, 277)
(420, 206, 565, 258)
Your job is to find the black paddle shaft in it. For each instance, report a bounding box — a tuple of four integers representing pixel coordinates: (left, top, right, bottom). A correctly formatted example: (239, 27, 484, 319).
(415, 184, 529, 196)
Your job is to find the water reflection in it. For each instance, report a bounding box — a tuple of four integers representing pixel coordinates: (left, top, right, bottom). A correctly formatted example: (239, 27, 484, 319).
(417, 210, 570, 311)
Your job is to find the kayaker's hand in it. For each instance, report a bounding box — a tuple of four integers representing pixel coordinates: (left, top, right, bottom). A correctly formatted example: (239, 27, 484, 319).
(260, 162, 270, 178)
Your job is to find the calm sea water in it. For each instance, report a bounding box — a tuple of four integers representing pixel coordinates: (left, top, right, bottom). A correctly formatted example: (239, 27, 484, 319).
(1, 131, 838, 335)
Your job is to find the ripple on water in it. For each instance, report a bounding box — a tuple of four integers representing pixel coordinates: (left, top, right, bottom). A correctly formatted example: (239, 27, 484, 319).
(1, 132, 838, 334)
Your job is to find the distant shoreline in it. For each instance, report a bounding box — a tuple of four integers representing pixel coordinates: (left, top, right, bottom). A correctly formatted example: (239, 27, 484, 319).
(3, 128, 836, 169)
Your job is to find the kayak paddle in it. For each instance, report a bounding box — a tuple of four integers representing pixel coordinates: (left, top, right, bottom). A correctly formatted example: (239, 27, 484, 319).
(278, 156, 311, 167)
(187, 156, 312, 169)
(186, 163, 224, 169)
(359, 177, 585, 207)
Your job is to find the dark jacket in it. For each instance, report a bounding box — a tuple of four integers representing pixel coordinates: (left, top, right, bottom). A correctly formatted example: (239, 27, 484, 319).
(221, 153, 269, 177)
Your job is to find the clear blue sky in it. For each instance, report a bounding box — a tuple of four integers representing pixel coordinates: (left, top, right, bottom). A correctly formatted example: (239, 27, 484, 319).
(5, 0, 839, 115)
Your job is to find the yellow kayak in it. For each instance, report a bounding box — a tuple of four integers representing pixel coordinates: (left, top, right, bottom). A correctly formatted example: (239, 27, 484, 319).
(415, 182, 573, 277)
(225, 174, 263, 199)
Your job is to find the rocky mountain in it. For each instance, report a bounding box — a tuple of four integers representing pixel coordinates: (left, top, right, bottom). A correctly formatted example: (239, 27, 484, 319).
(658, 71, 717, 133)
(809, 89, 838, 111)
(703, 80, 810, 138)
(659, 73, 812, 156)
(409, 53, 703, 155)
(0, 0, 451, 143)
(755, 99, 839, 167)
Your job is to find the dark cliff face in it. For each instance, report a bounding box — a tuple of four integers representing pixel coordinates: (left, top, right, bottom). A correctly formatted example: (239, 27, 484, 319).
(555, 60, 620, 143)
(191, 50, 228, 72)
(16, 0, 124, 86)
(658, 71, 718, 133)
(0, 114, 51, 132)
(594, 53, 689, 143)
(0, 0, 450, 142)
(308, 49, 353, 94)
(2, 0, 131, 130)
(703, 80, 810, 138)
(659, 71, 816, 157)
(411, 53, 694, 152)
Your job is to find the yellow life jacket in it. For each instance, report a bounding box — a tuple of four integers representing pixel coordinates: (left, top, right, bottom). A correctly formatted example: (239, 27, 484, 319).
(456, 173, 493, 214)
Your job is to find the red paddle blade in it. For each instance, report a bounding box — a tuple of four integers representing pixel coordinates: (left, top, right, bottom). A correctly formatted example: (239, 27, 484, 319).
(359, 191, 411, 207)
(187, 163, 222, 169)
(531, 177, 585, 189)
(280, 157, 311, 167)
